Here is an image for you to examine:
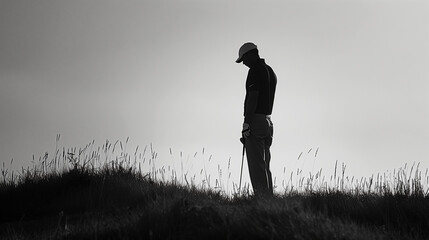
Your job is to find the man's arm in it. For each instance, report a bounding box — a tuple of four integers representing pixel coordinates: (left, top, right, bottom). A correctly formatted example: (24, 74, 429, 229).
(244, 91, 259, 124)
(242, 91, 258, 138)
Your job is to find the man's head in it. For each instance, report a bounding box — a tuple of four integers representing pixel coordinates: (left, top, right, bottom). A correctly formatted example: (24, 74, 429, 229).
(236, 42, 260, 68)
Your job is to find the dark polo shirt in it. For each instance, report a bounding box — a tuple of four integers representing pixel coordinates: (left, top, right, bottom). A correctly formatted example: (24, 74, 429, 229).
(244, 59, 277, 124)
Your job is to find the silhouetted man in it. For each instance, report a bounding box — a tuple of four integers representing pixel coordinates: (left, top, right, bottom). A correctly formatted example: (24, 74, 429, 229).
(236, 42, 277, 197)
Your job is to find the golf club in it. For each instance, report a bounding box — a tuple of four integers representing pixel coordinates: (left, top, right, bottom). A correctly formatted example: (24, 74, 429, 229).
(239, 137, 245, 195)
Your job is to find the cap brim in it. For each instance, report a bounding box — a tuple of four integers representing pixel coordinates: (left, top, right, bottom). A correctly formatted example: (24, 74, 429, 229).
(236, 56, 243, 63)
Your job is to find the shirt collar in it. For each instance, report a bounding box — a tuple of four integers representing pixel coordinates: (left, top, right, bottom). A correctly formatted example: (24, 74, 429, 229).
(250, 58, 265, 69)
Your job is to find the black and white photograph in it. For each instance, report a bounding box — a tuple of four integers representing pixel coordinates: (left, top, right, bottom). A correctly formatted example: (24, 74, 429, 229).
(1, 0, 428, 239)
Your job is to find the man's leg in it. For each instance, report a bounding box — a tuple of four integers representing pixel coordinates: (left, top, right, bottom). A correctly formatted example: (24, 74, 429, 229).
(265, 119, 274, 195)
(265, 142, 273, 195)
(245, 136, 269, 196)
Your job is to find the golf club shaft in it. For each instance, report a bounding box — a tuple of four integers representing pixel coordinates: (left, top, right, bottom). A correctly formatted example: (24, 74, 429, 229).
(239, 140, 245, 194)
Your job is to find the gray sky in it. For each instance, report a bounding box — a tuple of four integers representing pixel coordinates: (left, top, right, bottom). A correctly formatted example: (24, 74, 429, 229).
(1, 0, 428, 191)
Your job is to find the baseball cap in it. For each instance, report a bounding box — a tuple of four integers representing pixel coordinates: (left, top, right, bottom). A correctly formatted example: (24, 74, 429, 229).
(236, 42, 257, 63)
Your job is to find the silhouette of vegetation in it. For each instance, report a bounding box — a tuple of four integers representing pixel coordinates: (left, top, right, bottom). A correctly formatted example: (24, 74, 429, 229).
(1, 138, 428, 239)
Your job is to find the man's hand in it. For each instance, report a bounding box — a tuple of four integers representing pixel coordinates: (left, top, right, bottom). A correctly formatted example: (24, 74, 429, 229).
(242, 123, 250, 138)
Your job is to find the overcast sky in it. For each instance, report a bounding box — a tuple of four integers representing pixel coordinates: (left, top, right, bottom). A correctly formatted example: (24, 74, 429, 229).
(1, 0, 428, 192)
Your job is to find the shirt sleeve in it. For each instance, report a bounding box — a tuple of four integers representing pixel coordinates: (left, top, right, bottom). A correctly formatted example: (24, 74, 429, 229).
(244, 68, 260, 124)
(246, 69, 259, 92)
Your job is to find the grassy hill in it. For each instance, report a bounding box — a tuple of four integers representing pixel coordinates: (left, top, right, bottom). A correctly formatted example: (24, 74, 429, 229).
(1, 162, 428, 240)
(1, 138, 428, 239)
